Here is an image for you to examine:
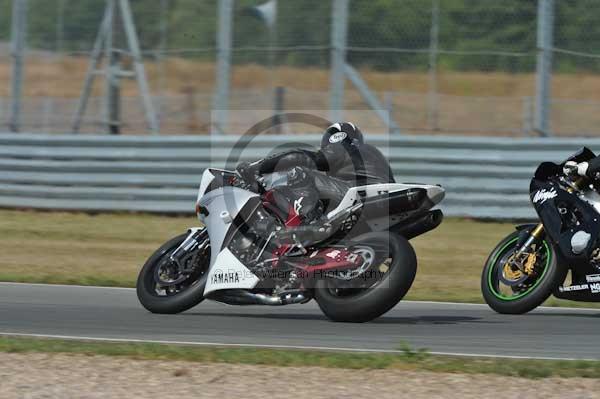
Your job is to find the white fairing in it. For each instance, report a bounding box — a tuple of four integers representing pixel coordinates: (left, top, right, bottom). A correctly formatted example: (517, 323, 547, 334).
(327, 183, 445, 219)
(197, 169, 216, 201)
(204, 248, 260, 294)
(197, 170, 262, 295)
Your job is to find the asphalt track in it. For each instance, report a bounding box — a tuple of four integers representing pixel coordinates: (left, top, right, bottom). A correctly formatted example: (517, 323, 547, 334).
(1, 282, 600, 360)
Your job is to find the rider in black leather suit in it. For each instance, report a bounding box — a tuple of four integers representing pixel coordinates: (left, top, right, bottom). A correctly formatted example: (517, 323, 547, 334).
(236, 122, 395, 247)
(567, 157, 600, 182)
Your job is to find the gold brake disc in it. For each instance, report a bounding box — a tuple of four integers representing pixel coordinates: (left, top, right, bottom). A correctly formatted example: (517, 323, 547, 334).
(502, 252, 537, 281)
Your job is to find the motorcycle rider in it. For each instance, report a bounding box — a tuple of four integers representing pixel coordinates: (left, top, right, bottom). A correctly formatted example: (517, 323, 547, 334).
(236, 122, 395, 248)
(563, 159, 600, 254)
(565, 158, 600, 182)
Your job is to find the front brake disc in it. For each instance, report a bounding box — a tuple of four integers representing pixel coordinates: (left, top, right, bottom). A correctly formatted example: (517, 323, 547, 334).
(498, 253, 529, 286)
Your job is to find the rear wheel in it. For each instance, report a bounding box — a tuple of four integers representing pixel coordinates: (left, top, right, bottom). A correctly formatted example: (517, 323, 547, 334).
(315, 232, 417, 322)
(481, 230, 566, 314)
(136, 232, 210, 314)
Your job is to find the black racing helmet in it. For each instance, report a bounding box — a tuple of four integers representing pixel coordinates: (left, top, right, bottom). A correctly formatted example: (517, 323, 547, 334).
(321, 122, 364, 149)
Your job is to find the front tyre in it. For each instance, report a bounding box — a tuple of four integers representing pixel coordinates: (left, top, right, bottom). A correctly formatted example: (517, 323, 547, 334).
(137, 232, 210, 314)
(481, 230, 565, 314)
(315, 232, 417, 323)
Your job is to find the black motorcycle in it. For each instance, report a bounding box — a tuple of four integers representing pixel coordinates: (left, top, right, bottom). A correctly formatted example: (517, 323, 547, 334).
(482, 147, 600, 314)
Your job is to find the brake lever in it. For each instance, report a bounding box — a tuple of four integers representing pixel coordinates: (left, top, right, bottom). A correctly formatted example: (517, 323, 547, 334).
(560, 174, 587, 193)
(256, 176, 267, 194)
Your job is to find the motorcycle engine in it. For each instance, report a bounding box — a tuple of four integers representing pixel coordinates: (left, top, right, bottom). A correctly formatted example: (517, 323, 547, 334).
(339, 214, 358, 232)
(228, 207, 281, 265)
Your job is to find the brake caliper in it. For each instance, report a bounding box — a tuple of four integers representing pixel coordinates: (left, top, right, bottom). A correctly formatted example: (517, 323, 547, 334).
(524, 253, 538, 276)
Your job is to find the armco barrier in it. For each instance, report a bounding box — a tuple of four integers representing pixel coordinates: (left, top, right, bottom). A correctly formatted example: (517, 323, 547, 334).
(2, 133, 600, 219)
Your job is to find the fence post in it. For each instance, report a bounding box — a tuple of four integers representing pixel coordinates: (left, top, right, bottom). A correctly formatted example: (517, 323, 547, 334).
(428, 0, 440, 132)
(118, 0, 159, 135)
(329, 0, 349, 122)
(56, 0, 65, 53)
(384, 91, 393, 117)
(108, 53, 122, 135)
(522, 96, 533, 136)
(9, 0, 27, 133)
(273, 86, 286, 134)
(157, 0, 169, 131)
(212, 0, 234, 135)
(104, 0, 116, 134)
(534, 0, 554, 137)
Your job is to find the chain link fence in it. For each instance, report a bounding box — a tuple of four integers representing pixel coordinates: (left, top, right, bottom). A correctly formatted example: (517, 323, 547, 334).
(1, 0, 600, 136)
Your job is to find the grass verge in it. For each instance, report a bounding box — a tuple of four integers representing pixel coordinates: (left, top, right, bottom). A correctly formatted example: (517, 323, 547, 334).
(1, 336, 600, 379)
(0, 209, 595, 307)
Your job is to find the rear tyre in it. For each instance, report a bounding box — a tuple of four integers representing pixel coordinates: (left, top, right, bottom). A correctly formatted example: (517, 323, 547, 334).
(137, 233, 210, 314)
(481, 230, 566, 314)
(315, 232, 417, 323)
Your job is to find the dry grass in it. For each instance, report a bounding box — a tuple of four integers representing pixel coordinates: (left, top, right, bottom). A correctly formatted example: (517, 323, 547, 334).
(0, 209, 193, 286)
(409, 218, 513, 303)
(0, 56, 597, 99)
(0, 209, 593, 307)
(3, 56, 599, 136)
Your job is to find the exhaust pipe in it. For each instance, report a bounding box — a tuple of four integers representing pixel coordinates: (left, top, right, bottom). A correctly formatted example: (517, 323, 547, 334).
(393, 209, 444, 240)
(208, 289, 309, 306)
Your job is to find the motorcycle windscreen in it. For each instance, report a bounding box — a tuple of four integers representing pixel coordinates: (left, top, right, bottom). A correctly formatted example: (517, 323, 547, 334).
(530, 148, 596, 192)
(561, 147, 596, 165)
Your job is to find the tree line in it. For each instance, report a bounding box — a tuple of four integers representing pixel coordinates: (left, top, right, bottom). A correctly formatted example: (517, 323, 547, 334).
(0, 0, 599, 73)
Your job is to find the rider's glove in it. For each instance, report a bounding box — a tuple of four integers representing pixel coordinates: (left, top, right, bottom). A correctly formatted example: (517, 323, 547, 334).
(564, 161, 589, 177)
(563, 161, 578, 177)
(236, 161, 260, 184)
(236, 161, 265, 193)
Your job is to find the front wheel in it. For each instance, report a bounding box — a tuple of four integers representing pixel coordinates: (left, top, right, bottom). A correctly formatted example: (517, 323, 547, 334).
(315, 232, 417, 323)
(481, 229, 566, 314)
(137, 232, 210, 314)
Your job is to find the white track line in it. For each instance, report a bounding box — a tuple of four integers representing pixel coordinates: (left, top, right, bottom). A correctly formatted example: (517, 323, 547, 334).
(0, 332, 594, 362)
(0, 282, 134, 291)
(1, 282, 599, 312)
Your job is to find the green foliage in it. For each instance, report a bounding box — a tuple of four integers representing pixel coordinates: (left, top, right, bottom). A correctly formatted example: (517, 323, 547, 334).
(348, 0, 432, 70)
(0, 1, 599, 72)
(440, 0, 537, 72)
(0, 0, 11, 39)
(398, 341, 430, 361)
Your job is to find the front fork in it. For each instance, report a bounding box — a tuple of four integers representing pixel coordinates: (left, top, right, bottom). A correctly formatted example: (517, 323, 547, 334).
(518, 224, 545, 252)
(512, 224, 545, 271)
(170, 227, 208, 273)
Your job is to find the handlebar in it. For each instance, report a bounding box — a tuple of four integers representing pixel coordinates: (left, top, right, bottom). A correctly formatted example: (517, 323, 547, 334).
(561, 173, 588, 194)
(234, 171, 266, 193)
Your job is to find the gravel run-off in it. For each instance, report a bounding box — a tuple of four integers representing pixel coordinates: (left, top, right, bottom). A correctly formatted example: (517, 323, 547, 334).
(2, 353, 600, 399)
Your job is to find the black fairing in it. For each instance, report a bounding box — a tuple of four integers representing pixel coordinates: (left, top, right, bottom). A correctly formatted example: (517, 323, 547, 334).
(204, 170, 239, 195)
(530, 147, 595, 187)
(361, 188, 430, 219)
(391, 209, 443, 240)
(530, 147, 597, 266)
(334, 188, 441, 239)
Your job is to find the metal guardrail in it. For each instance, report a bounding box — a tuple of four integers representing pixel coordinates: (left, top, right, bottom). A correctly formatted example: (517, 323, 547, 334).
(2, 132, 600, 219)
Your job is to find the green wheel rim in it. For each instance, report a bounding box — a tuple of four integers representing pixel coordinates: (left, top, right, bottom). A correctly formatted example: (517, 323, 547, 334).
(487, 237, 552, 301)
